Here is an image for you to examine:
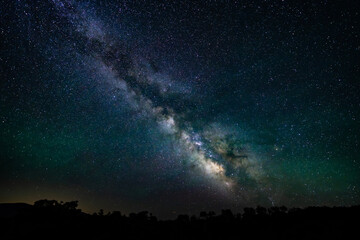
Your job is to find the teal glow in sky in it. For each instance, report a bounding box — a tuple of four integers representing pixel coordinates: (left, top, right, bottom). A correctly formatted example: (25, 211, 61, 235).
(1, 0, 359, 218)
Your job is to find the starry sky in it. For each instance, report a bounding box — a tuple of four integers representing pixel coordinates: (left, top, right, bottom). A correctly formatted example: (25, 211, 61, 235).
(1, 0, 359, 218)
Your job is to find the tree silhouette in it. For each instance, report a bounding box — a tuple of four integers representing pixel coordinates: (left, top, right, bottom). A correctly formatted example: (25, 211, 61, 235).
(1, 200, 359, 240)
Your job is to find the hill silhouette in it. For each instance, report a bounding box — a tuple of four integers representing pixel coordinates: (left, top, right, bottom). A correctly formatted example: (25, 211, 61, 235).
(0, 199, 358, 239)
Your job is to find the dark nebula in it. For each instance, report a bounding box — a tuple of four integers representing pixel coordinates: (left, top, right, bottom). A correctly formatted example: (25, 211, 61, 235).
(1, 0, 359, 218)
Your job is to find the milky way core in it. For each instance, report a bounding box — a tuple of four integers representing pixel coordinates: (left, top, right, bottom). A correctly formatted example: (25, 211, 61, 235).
(1, 0, 359, 218)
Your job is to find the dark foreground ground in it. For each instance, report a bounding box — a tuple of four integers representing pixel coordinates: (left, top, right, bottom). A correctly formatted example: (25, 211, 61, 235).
(0, 200, 359, 239)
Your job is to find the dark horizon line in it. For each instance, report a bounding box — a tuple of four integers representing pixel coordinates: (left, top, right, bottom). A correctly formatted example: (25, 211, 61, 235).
(1, 199, 359, 220)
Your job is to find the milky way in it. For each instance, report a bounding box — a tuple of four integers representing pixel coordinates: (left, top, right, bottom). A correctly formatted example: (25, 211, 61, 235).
(1, 0, 359, 218)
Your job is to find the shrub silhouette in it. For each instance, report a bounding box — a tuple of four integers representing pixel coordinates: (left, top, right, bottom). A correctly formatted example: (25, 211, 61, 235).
(0, 200, 359, 240)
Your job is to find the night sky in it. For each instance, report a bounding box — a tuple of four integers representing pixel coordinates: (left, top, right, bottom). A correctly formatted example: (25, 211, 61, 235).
(1, 0, 359, 218)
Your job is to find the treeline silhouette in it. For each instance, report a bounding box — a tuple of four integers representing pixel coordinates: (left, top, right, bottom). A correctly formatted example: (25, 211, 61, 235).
(1, 200, 359, 239)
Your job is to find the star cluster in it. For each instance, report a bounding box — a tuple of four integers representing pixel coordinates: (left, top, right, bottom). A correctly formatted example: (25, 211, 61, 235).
(1, 0, 359, 218)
